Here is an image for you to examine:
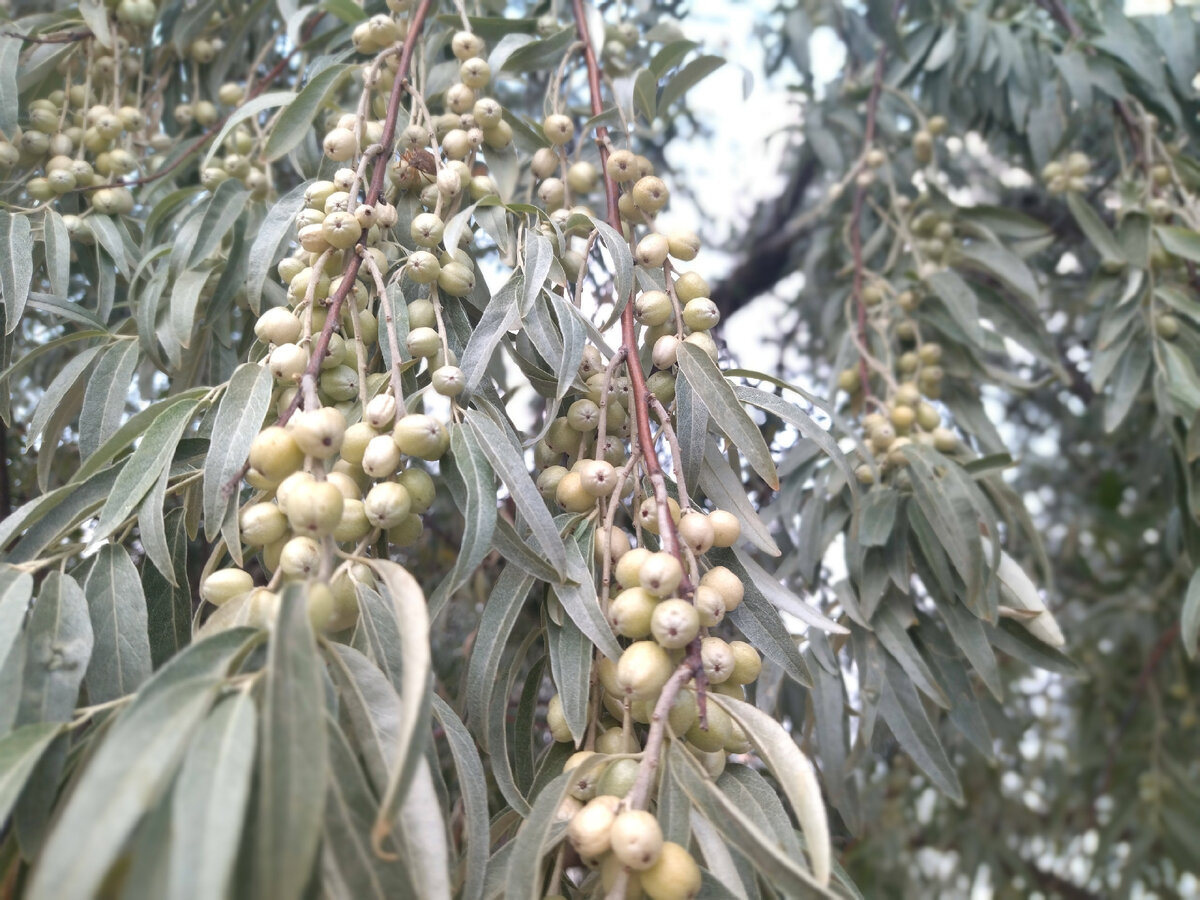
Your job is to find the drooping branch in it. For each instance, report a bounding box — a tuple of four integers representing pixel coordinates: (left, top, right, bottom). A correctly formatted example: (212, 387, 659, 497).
(571, 0, 682, 563)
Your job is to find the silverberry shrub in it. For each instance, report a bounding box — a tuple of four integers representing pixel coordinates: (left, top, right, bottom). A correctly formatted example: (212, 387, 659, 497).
(0, 0, 1194, 897)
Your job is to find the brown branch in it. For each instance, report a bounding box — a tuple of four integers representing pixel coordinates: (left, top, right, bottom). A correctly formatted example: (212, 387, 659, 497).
(1, 29, 91, 44)
(571, 0, 682, 563)
(224, 1, 432, 496)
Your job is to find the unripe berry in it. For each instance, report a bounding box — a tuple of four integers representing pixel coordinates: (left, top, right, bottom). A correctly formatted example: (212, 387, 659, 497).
(652, 334, 680, 369)
(640, 842, 701, 900)
(387, 514, 424, 546)
(333, 499, 371, 543)
(666, 228, 700, 261)
(547, 694, 572, 742)
(728, 640, 763, 685)
(240, 502, 288, 546)
(451, 30, 486, 60)
(637, 495, 681, 534)
(362, 434, 403, 478)
(682, 297, 719, 332)
(610, 810, 664, 871)
(255, 307, 302, 346)
(339, 422, 376, 466)
(249, 426, 304, 483)
(405, 250, 441, 284)
(636, 233, 670, 268)
(617, 640, 673, 701)
(290, 407, 346, 459)
(639, 551, 682, 598)
(286, 481, 345, 537)
(563, 750, 603, 801)
(684, 698, 731, 752)
(700, 636, 735, 684)
(677, 511, 714, 555)
(537, 465, 567, 501)
(398, 467, 436, 512)
(364, 480, 412, 529)
(634, 290, 672, 327)
(700, 565, 743, 610)
(409, 212, 444, 248)
(543, 114, 574, 146)
(708, 509, 740, 548)
(393, 414, 449, 460)
(279, 535, 321, 578)
(673, 271, 710, 303)
(615, 547, 652, 589)
(693, 585, 726, 628)
(632, 176, 668, 214)
(437, 261, 475, 297)
(650, 598, 699, 649)
(200, 568, 253, 606)
(555, 471, 594, 513)
(566, 160, 598, 194)
(608, 587, 657, 638)
(568, 794, 620, 859)
(932, 427, 958, 452)
(577, 458, 617, 497)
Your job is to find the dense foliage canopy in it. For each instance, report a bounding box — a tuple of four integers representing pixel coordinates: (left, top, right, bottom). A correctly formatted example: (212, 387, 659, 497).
(0, 0, 1195, 897)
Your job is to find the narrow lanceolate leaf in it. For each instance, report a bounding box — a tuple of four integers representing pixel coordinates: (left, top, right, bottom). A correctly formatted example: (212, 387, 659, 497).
(435, 424, 498, 609)
(658, 53, 726, 110)
(522, 230, 554, 313)
(711, 695, 832, 887)
(669, 743, 834, 898)
(591, 219, 634, 329)
(1183, 568, 1200, 659)
(78, 338, 138, 460)
(675, 374, 709, 491)
(0, 723, 62, 826)
(323, 719, 416, 900)
(878, 654, 963, 802)
(463, 409, 568, 577)
(1154, 225, 1200, 264)
(0, 568, 33, 669)
(0, 35, 19, 136)
(1066, 191, 1124, 264)
(82, 545, 152, 703)
(25, 676, 220, 900)
(188, 180, 251, 268)
(431, 696, 489, 900)
(0, 211, 33, 331)
(677, 343, 779, 490)
(460, 273, 521, 391)
(264, 63, 352, 161)
(732, 547, 848, 635)
(42, 209, 70, 301)
(390, 758, 452, 900)
(15, 574, 93, 728)
(168, 266, 212, 352)
(203, 363, 274, 540)
(546, 616, 591, 744)
(465, 564, 533, 749)
(553, 538, 623, 662)
(255, 586, 327, 900)
(734, 384, 859, 499)
(144, 508, 192, 652)
(168, 692, 257, 900)
(91, 396, 199, 545)
(364, 560, 432, 854)
(247, 181, 308, 313)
